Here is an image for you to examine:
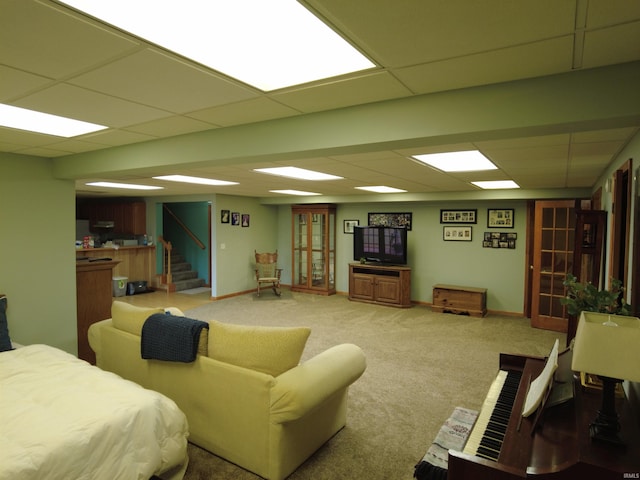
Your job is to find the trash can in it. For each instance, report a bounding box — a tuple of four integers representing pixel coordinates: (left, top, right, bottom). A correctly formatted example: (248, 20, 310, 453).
(112, 276, 128, 297)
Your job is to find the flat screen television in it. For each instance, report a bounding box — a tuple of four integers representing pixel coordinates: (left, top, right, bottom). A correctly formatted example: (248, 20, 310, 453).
(353, 225, 408, 265)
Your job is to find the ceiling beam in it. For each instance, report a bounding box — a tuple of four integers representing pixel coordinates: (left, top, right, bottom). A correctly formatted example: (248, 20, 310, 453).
(53, 61, 640, 180)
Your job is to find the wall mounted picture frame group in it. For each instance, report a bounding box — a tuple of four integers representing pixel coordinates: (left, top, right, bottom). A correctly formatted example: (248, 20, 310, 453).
(443, 226, 472, 241)
(483, 231, 517, 249)
(487, 208, 514, 228)
(440, 209, 477, 224)
(368, 212, 412, 230)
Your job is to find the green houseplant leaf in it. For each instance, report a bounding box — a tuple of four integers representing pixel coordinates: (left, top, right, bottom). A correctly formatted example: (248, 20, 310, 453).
(561, 273, 631, 317)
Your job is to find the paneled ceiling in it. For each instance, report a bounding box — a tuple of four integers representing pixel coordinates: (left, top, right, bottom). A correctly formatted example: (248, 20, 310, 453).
(1, 0, 640, 199)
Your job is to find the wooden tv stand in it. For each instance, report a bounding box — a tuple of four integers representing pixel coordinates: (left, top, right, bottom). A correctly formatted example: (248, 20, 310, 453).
(348, 263, 411, 308)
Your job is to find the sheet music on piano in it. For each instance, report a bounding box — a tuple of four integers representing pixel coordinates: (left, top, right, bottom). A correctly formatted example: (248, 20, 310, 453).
(521, 339, 559, 417)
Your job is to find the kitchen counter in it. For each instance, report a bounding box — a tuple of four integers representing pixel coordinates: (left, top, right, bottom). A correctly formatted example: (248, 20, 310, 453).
(76, 245, 154, 252)
(76, 245, 156, 286)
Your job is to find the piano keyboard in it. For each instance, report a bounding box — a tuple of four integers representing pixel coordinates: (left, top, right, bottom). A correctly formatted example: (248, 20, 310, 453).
(463, 369, 523, 461)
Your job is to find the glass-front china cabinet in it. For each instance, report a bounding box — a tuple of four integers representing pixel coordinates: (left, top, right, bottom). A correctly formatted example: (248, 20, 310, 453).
(291, 204, 336, 295)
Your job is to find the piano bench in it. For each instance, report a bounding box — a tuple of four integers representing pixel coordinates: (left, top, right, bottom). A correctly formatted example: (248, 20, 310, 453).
(432, 284, 487, 318)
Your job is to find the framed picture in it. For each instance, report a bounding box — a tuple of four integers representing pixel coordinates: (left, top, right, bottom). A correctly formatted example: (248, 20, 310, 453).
(443, 226, 472, 241)
(368, 212, 412, 230)
(440, 209, 477, 224)
(231, 212, 240, 226)
(487, 208, 514, 228)
(343, 219, 359, 234)
(483, 231, 517, 248)
(241, 214, 250, 227)
(220, 209, 230, 224)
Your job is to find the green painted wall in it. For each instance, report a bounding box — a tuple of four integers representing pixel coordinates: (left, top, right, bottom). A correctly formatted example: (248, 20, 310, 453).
(214, 195, 279, 297)
(0, 153, 77, 353)
(277, 201, 527, 313)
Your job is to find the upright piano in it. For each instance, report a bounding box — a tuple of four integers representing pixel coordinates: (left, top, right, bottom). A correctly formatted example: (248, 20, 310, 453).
(448, 353, 640, 479)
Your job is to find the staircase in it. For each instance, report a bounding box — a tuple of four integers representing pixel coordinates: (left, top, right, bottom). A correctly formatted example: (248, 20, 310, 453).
(165, 251, 206, 292)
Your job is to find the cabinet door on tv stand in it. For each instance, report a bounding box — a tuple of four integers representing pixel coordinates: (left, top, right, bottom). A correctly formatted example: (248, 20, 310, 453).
(351, 273, 375, 301)
(375, 276, 401, 304)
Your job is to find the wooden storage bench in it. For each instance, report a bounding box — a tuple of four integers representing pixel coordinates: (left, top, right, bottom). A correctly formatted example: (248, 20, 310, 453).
(432, 284, 487, 317)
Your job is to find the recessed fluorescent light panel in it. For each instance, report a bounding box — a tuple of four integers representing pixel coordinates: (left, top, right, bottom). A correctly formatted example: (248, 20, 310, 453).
(355, 186, 407, 193)
(472, 180, 520, 189)
(254, 167, 342, 181)
(86, 182, 163, 190)
(153, 175, 238, 186)
(0, 104, 107, 137)
(412, 150, 497, 172)
(270, 190, 321, 196)
(59, 0, 375, 91)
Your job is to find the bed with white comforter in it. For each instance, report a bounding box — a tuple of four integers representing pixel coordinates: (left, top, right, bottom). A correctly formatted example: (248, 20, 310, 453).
(0, 344, 189, 480)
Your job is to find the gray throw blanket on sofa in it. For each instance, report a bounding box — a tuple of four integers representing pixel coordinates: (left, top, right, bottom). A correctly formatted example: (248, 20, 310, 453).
(141, 313, 208, 363)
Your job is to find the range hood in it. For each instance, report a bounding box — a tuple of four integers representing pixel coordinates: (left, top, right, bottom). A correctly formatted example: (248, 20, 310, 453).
(92, 220, 114, 228)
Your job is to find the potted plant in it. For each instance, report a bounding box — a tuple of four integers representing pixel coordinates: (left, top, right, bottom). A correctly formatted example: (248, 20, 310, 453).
(561, 273, 632, 317)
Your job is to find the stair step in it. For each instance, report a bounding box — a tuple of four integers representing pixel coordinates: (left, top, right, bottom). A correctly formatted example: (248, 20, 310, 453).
(173, 277, 206, 292)
(162, 249, 205, 291)
(171, 262, 192, 273)
(172, 270, 198, 282)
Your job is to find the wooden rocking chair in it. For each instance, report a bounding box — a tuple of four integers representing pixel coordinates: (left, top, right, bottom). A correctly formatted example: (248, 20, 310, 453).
(255, 250, 282, 296)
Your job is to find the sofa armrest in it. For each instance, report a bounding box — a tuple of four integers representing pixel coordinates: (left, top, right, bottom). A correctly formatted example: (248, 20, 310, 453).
(88, 319, 113, 364)
(270, 343, 366, 424)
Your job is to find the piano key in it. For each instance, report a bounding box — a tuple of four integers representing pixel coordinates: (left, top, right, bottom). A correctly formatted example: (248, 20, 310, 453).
(463, 369, 523, 461)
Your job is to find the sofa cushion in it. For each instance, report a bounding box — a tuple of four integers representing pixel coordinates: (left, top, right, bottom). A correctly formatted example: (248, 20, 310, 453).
(111, 302, 208, 355)
(207, 320, 311, 376)
(111, 301, 165, 336)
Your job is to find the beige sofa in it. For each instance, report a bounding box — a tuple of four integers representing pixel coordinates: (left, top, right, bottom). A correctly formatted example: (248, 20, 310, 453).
(88, 301, 366, 480)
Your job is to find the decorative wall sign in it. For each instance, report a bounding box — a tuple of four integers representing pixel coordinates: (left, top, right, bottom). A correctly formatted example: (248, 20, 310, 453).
(440, 209, 477, 224)
(443, 226, 472, 241)
(483, 232, 517, 249)
(487, 208, 514, 228)
(368, 212, 412, 230)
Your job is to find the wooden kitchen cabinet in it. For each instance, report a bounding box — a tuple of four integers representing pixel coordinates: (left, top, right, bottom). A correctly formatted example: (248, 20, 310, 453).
(86, 200, 146, 235)
(76, 259, 120, 364)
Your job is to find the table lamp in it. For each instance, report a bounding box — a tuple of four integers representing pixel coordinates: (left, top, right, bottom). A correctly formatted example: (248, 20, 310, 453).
(571, 311, 640, 446)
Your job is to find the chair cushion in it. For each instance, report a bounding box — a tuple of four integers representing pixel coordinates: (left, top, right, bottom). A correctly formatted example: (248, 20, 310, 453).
(207, 320, 311, 376)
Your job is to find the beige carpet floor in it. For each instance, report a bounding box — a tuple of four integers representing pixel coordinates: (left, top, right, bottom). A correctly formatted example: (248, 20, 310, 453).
(179, 290, 563, 479)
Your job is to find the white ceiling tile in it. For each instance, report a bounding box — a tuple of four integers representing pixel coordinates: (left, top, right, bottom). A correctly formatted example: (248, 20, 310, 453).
(187, 97, 300, 127)
(123, 116, 219, 137)
(585, 0, 640, 28)
(582, 21, 640, 68)
(13, 84, 170, 127)
(78, 129, 157, 147)
(68, 49, 258, 113)
(272, 71, 411, 112)
(307, 0, 575, 67)
(0, 1, 139, 78)
(395, 37, 573, 94)
(0, 66, 53, 102)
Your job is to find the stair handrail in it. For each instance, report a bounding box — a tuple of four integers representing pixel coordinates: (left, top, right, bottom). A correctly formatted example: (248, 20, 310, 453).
(158, 235, 173, 285)
(163, 204, 206, 250)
